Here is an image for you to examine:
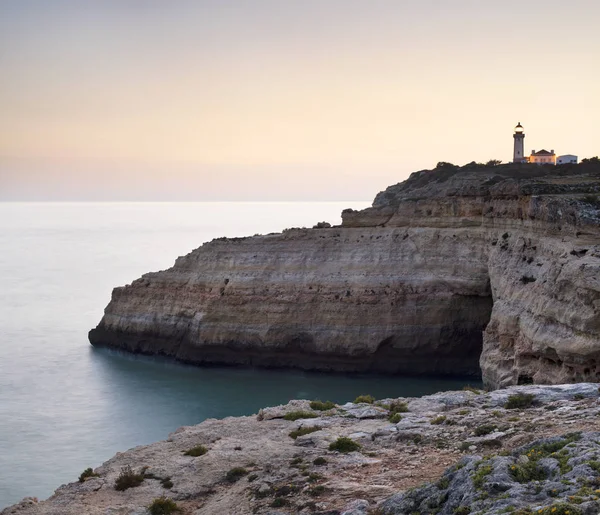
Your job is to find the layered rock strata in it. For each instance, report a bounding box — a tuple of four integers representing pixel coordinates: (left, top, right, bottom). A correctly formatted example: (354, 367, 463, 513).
(89, 162, 600, 388)
(5, 384, 600, 515)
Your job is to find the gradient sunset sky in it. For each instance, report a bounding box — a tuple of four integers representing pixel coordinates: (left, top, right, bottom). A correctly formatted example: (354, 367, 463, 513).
(1, 0, 599, 201)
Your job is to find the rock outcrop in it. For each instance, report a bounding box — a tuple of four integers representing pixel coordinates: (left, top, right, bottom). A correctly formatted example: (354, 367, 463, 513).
(89, 161, 600, 388)
(5, 384, 600, 514)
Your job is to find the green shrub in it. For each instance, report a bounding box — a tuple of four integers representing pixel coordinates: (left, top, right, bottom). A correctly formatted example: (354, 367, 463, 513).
(389, 400, 409, 413)
(454, 507, 471, 515)
(183, 444, 208, 457)
(114, 465, 144, 491)
(270, 498, 290, 507)
(437, 476, 450, 489)
(283, 411, 318, 421)
(472, 464, 493, 488)
(329, 437, 360, 453)
(307, 472, 323, 483)
(463, 385, 481, 394)
(388, 413, 402, 423)
(308, 485, 327, 497)
(289, 426, 322, 439)
(504, 393, 535, 409)
(431, 415, 447, 425)
(313, 457, 327, 466)
(534, 503, 582, 515)
(353, 394, 375, 404)
(78, 467, 99, 482)
(161, 478, 173, 489)
(309, 400, 335, 411)
(225, 467, 248, 482)
(582, 195, 600, 208)
(474, 424, 497, 436)
(148, 496, 180, 515)
(509, 461, 547, 483)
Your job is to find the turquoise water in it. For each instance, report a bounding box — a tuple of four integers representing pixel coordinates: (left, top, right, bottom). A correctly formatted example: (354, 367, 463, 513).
(0, 202, 478, 508)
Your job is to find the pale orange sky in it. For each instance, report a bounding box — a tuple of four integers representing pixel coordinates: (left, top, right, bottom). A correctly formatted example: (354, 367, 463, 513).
(1, 1, 599, 200)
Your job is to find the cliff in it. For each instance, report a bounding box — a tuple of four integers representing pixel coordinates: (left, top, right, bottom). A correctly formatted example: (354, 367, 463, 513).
(89, 160, 600, 388)
(5, 384, 600, 514)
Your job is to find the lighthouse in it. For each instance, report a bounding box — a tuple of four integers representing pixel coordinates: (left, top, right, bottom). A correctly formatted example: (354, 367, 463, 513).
(513, 122, 525, 163)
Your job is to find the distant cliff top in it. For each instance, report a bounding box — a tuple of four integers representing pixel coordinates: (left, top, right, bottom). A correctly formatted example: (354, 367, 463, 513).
(373, 158, 600, 207)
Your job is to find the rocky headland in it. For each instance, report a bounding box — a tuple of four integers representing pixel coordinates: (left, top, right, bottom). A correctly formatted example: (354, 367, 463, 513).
(89, 160, 600, 389)
(5, 384, 600, 515)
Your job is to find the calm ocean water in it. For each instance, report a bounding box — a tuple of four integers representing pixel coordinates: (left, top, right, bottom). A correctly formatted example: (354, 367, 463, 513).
(0, 202, 478, 507)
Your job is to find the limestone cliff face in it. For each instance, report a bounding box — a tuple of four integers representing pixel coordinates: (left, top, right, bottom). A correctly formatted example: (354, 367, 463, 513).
(89, 162, 600, 388)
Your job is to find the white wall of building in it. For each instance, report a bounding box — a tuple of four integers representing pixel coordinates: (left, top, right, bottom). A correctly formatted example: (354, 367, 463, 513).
(557, 154, 578, 164)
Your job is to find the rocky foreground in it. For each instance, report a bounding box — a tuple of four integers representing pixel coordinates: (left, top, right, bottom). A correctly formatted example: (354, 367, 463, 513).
(5, 384, 600, 515)
(89, 161, 600, 389)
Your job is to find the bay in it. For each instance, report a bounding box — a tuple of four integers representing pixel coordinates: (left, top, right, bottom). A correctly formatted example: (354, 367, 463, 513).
(0, 202, 477, 507)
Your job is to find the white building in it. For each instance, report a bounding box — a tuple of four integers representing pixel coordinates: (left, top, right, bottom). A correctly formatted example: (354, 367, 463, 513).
(529, 149, 556, 165)
(557, 154, 578, 165)
(511, 123, 577, 166)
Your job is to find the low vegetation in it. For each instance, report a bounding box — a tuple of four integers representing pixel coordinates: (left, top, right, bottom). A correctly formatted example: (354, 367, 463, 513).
(78, 467, 99, 482)
(388, 412, 402, 423)
(225, 467, 248, 482)
(289, 426, 322, 439)
(313, 457, 327, 466)
(353, 394, 375, 404)
(389, 400, 409, 413)
(270, 498, 290, 508)
(472, 463, 493, 488)
(308, 485, 327, 497)
(533, 505, 582, 515)
(309, 400, 335, 411)
(473, 424, 497, 436)
(148, 497, 180, 515)
(505, 393, 535, 409)
(431, 415, 447, 425)
(114, 465, 145, 491)
(509, 460, 547, 483)
(183, 444, 208, 457)
(328, 437, 360, 453)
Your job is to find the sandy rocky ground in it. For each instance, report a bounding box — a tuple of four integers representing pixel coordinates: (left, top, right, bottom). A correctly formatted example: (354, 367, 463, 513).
(4, 384, 600, 515)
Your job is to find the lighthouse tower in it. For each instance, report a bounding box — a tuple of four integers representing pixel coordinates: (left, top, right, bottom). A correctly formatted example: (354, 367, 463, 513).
(513, 122, 525, 163)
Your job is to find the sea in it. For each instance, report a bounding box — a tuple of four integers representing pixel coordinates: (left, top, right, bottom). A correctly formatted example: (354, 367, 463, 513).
(0, 202, 479, 508)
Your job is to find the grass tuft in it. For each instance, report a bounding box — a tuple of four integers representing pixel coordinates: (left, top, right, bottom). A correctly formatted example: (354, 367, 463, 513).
(225, 467, 248, 482)
(114, 465, 144, 491)
(329, 437, 361, 453)
(309, 400, 335, 411)
(148, 497, 180, 515)
(388, 412, 402, 423)
(78, 467, 99, 483)
(353, 394, 375, 404)
(289, 426, 322, 439)
(183, 444, 208, 457)
(504, 393, 535, 409)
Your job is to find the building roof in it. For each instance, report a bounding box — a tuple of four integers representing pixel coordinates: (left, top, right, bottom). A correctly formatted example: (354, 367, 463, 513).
(531, 149, 555, 156)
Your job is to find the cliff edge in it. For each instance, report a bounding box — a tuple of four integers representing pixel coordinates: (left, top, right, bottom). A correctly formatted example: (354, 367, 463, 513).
(5, 384, 600, 514)
(89, 160, 600, 389)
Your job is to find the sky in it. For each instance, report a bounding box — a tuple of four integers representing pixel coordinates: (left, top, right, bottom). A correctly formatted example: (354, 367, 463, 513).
(1, 0, 599, 201)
